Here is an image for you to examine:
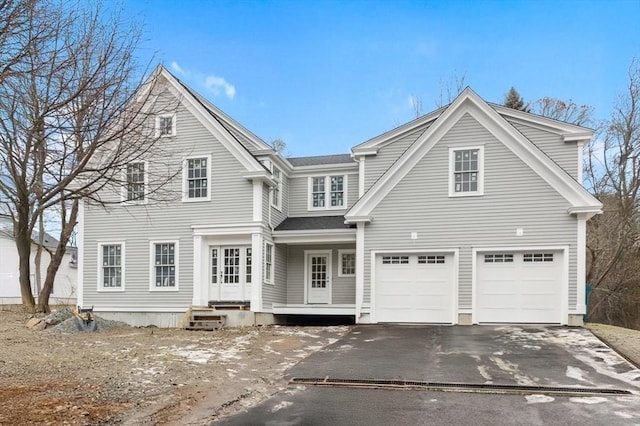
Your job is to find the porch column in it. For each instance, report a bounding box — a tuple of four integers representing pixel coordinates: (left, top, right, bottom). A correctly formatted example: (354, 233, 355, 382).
(250, 232, 263, 311)
(192, 235, 205, 306)
(355, 222, 365, 319)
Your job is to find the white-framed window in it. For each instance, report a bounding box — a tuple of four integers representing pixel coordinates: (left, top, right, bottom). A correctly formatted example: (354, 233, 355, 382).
(265, 242, 274, 284)
(98, 242, 124, 291)
(245, 247, 252, 284)
(449, 146, 484, 197)
(183, 155, 211, 201)
(308, 175, 347, 210)
(150, 241, 178, 291)
(523, 253, 554, 262)
(338, 249, 356, 277)
(124, 161, 147, 202)
(156, 114, 176, 137)
(271, 166, 282, 209)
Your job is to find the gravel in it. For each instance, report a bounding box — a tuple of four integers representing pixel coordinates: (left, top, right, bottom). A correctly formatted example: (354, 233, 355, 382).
(48, 315, 130, 333)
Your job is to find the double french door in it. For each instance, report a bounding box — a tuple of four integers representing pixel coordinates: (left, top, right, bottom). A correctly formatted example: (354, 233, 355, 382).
(210, 246, 252, 301)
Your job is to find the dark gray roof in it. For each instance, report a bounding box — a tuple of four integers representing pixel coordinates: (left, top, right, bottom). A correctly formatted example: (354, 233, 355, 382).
(287, 154, 356, 167)
(275, 216, 355, 231)
(0, 215, 75, 251)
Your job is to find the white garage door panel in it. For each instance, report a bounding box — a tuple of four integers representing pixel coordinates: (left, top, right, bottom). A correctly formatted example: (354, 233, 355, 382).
(477, 251, 563, 323)
(376, 254, 454, 323)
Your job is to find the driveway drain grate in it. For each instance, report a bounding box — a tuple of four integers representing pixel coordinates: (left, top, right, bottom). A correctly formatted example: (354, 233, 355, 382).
(289, 377, 633, 396)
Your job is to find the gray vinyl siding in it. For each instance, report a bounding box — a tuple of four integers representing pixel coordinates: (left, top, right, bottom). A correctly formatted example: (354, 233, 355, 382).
(287, 173, 359, 217)
(83, 97, 255, 309)
(262, 243, 287, 309)
(285, 244, 356, 304)
(364, 126, 429, 192)
(363, 113, 578, 310)
(509, 121, 579, 179)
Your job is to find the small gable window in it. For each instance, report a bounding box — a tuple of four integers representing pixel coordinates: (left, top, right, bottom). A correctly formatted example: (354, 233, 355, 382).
(449, 146, 484, 197)
(309, 175, 347, 210)
(156, 114, 175, 137)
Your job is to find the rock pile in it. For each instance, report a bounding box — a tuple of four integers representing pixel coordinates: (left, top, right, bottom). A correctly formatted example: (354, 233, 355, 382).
(24, 308, 130, 333)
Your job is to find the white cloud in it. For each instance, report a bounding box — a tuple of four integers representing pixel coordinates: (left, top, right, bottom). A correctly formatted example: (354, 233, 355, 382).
(204, 75, 236, 99)
(168, 62, 236, 100)
(170, 61, 187, 76)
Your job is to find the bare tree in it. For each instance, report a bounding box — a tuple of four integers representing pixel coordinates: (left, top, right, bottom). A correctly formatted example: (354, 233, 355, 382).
(530, 96, 594, 127)
(409, 94, 423, 118)
(435, 72, 466, 108)
(0, 0, 180, 312)
(584, 58, 640, 328)
(269, 138, 289, 156)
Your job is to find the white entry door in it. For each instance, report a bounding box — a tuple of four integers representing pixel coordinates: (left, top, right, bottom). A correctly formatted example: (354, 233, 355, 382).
(306, 251, 331, 304)
(210, 246, 252, 301)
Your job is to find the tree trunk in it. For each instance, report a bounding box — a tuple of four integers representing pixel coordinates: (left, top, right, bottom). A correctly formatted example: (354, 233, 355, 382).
(15, 231, 35, 310)
(37, 200, 79, 313)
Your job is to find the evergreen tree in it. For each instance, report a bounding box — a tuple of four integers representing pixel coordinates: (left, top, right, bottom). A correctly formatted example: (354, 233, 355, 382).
(503, 87, 530, 112)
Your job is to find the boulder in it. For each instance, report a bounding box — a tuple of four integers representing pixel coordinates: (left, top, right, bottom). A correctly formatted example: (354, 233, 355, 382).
(26, 317, 47, 330)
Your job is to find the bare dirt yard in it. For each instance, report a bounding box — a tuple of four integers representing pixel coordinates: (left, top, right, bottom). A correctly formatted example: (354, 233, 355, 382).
(0, 308, 349, 425)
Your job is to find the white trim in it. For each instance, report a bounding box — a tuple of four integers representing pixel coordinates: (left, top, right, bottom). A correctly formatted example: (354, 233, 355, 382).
(155, 113, 176, 138)
(252, 180, 263, 222)
(290, 164, 358, 176)
(77, 200, 85, 306)
(96, 241, 125, 292)
(149, 240, 180, 292)
(338, 249, 356, 277)
(272, 229, 356, 245)
(448, 146, 485, 197)
(191, 222, 265, 236)
(370, 249, 459, 324)
(346, 88, 602, 220)
(192, 235, 205, 305)
(307, 175, 348, 211)
(250, 233, 263, 311)
(304, 249, 333, 304)
(182, 154, 212, 202)
(272, 304, 355, 315)
(120, 160, 149, 205)
(471, 245, 569, 324)
(264, 241, 274, 284)
(355, 223, 365, 319)
(576, 215, 588, 314)
(491, 103, 594, 137)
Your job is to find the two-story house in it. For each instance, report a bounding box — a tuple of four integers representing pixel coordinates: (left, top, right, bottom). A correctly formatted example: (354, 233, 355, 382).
(78, 66, 602, 327)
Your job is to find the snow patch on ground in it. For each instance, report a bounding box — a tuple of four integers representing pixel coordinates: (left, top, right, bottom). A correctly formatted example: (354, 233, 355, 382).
(525, 394, 555, 404)
(477, 365, 492, 382)
(271, 401, 293, 412)
(569, 397, 608, 404)
(566, 366, 588, 382)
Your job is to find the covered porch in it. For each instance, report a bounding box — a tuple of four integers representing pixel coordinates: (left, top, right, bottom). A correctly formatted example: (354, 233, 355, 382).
(271, 216, 357, 315)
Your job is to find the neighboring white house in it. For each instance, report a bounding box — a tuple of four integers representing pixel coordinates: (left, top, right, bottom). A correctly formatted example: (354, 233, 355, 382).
(0, 216, 77, 305)
(78, 66, 602, 327)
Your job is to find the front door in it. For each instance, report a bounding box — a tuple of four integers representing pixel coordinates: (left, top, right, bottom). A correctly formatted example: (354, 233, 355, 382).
(210, 246, 251, 301)
(306, 251, 331, 304)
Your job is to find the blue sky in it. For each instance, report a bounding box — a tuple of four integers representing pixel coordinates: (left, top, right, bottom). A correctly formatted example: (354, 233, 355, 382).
(122, 0, 639, 157)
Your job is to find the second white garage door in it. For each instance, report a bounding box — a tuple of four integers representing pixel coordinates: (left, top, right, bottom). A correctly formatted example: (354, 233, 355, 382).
(476, 251, 563, 323)
(375, 253, 455, 323)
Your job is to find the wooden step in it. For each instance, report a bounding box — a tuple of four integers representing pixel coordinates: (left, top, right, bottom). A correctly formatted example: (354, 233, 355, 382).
(183, 309, 226, 331)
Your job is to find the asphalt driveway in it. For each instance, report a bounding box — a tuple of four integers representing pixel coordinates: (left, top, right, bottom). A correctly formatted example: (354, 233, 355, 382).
(215, 325, 640, 425)
(286, 325, 640, 390)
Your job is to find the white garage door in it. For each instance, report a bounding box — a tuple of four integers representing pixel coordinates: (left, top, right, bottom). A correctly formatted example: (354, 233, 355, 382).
(476, 251, 563, 323)
(375, 253, 454, 323)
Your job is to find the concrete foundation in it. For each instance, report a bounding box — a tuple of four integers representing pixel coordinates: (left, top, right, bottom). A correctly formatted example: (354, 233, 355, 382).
(567, 314, 584, 327)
